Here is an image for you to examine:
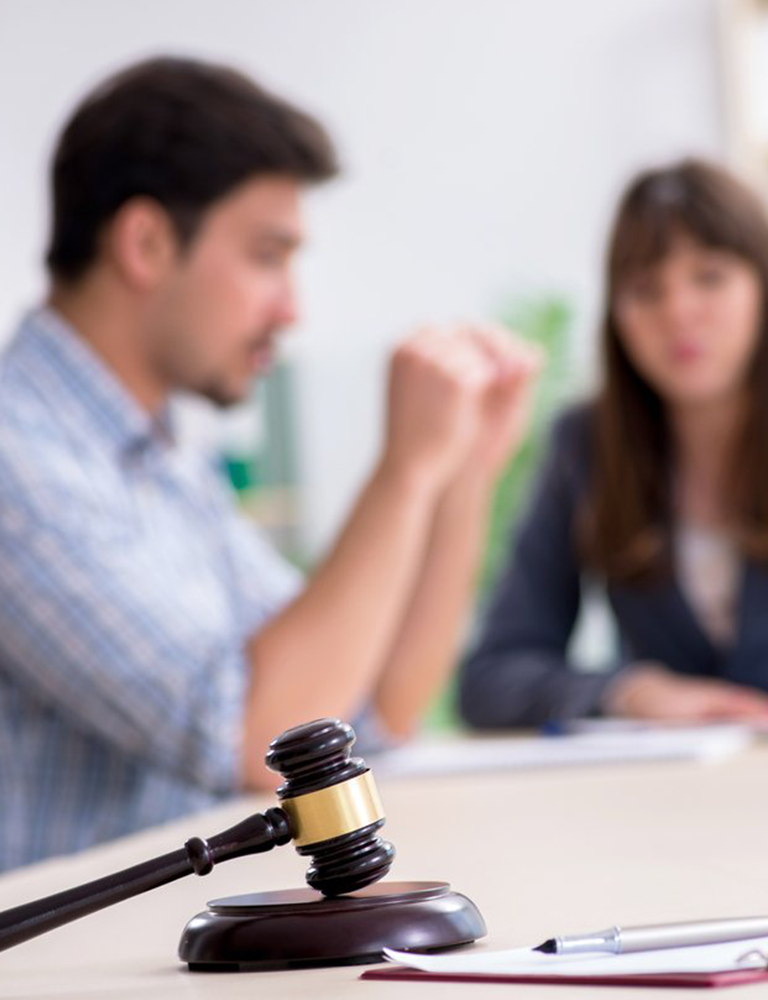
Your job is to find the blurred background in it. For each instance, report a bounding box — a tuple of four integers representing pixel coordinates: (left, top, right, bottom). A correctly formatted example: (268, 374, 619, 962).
(1, 0, 767, 719)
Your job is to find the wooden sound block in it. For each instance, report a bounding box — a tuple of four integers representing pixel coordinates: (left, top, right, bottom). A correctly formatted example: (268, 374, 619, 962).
(179, 880, 486, 971)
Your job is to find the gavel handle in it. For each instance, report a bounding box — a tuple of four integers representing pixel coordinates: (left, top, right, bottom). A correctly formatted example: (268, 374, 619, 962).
(0, 806, 292, 953)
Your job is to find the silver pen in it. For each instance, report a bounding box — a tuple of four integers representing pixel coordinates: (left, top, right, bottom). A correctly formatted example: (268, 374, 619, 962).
(535, 916, 768, 955)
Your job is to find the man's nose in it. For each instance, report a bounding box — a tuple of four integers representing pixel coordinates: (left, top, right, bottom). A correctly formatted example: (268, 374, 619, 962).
(274, 277, 300, 328)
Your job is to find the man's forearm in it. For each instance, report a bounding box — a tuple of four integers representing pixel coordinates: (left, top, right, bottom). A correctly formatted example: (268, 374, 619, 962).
(238, 323, 539, 785)
(240, 458, 439, 786)
(372, 469, 494, 738)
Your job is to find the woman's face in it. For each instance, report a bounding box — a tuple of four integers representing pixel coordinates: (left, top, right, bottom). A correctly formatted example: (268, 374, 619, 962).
(613, 238, 764, 408)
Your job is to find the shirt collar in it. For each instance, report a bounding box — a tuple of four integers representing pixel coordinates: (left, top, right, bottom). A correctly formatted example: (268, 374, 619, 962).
(21, 306, 174, 456)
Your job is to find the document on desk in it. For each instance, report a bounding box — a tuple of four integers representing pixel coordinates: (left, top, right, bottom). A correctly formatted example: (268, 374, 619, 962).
(371, 724, 752, 779)
(544, 717, 768, 738)
(380, 938, 768, 977)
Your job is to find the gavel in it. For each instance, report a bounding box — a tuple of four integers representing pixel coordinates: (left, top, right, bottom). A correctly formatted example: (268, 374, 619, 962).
(0, 718, 395, 953)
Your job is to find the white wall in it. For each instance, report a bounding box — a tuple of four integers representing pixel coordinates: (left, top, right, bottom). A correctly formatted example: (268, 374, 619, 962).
(0, 0, 726, 554)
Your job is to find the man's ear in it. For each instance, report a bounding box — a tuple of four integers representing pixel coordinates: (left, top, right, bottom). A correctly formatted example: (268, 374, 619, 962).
(103, 198, 179, 290)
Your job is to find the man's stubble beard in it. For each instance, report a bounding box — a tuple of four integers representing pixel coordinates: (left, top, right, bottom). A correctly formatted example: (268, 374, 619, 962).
(197, 378, 254, 408)
(164, 326, 281, 408)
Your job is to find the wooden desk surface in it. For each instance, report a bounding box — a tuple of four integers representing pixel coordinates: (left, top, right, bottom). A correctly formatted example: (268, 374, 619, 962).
(1, 743, 767, 998)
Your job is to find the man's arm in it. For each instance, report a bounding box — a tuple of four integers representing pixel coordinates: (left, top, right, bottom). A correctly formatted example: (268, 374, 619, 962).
(373, 329, 542, 738)
(371, 468, 494, 738)
(240, 327, 533, 786)
(242, 458, 436, 778)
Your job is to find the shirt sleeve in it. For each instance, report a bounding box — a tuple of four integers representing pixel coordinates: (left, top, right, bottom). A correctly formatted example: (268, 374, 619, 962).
(0, 464, 263, 795)
(458, 412, 619, 728)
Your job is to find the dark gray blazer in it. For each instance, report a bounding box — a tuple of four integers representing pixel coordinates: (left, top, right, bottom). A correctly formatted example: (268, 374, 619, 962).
(458, 405, 768, 728)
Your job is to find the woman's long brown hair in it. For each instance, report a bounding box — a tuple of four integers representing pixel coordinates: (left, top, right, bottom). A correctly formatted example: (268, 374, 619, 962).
(581, 159, 768, 584)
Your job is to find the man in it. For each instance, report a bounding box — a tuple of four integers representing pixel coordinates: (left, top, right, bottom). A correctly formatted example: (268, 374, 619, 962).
(0, 57, 538, 870)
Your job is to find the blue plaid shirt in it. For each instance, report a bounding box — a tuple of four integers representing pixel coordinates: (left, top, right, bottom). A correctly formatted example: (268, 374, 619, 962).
(0, 308, 302, 871)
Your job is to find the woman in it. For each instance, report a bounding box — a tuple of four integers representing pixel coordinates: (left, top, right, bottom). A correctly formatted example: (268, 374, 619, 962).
(459, 159, 768, 727)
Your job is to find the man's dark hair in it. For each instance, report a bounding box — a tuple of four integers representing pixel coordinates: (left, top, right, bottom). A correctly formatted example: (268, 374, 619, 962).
(46, 56, 338, 281)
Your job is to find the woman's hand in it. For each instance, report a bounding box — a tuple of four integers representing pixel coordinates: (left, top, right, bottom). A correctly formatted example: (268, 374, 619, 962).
(604, 662, 768, 722)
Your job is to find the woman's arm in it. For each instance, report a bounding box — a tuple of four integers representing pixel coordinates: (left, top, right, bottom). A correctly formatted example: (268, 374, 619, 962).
(458, 410, 617, 728)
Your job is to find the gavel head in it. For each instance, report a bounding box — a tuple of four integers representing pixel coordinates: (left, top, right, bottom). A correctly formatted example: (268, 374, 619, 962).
(265, 718, 395, 897)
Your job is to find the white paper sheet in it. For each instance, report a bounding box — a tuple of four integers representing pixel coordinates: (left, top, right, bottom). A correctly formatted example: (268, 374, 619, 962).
(383, 937, 768, 977)
(371, 724, 752, 779)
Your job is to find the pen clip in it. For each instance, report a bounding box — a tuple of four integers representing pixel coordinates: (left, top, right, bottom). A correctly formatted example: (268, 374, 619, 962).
(736, 948, 768, 969)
